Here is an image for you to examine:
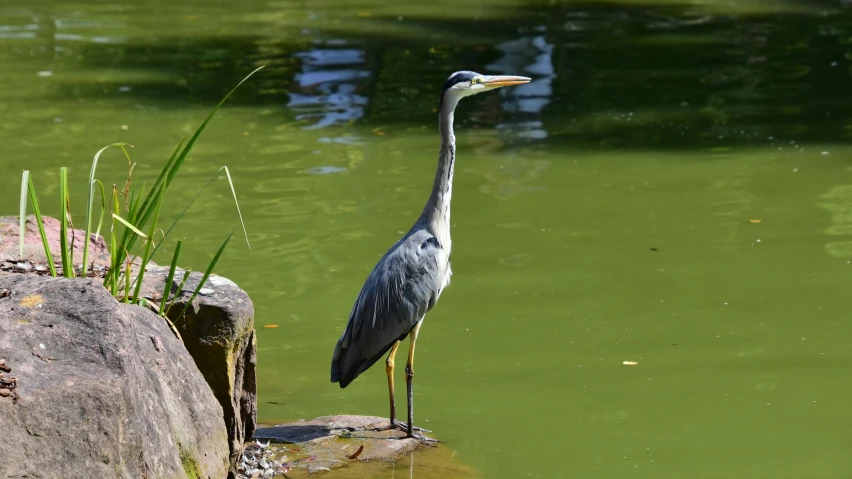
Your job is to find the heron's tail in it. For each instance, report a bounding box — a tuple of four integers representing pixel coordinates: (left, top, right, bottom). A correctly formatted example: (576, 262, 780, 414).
(330, 346, 345, 386)
(330, 341, 345, 386)
(330, 338, 361, 388)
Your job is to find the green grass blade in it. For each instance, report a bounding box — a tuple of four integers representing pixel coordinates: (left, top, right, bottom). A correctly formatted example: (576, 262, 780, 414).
(94, 180, 106, 239)
(132, 237, 153, 303)
(107, 179, 144, 285)
(168, 268, 191, 317)
(132, 182, 165, 303)
(127, 179, 143, 221)
(133, 137, 185, 241)
(151, 166, 251, 260)
(112, 67, 262, 274)
(221, 166, 250, 250)
(180, 230, 233, 319)
(19, 171, 29, 260)
(27, 176, 56, 277)
(160, 240, 182, 316)
(133, 66, 264, 238)
(123, 252, 132, 303)
(108, 145, 136, 272)
(124, 178, 144, 234)
(66, 192, 76, 273)
(164, 67, 264, 190)
(112, 213, 147, 238)
(103, 148, 137, 285)
(59, 167, 73, 278)
(125, 179, 145, 250)
(109, 185, 119, 294)
(120, 145, 135, 211)
(83, 143, 130, 277)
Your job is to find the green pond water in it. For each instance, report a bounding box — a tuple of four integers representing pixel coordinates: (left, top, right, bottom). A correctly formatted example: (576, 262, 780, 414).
(3, 0, 852, 477)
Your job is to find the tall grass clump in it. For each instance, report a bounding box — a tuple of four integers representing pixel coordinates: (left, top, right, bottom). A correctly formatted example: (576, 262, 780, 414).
(18, 66, 262, 321)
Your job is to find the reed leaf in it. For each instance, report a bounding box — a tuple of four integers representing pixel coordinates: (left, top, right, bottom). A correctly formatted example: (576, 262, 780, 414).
(94, 179, 106, 240)
(27, 176, 56, 277)
(67, 192, 76, 273)
(19, 171, 29, 260)
(168, 268, 191, 317)
(83, 143, 130, 277)
(123, 251, 132, 303)
(109, 178, 145, 279)
(58, 167, 74, 278)
(160, 240, 182, 316)
(132, 67, 263, 254)
(180, 230, 234, 319)
(162, 315, 184, 344)
(111, 213, 147, 238)
(103, 68, 261, 288)
(110, 185, 119, 294)
(151, 166, 250, 261)
(131, 182, 165, 303)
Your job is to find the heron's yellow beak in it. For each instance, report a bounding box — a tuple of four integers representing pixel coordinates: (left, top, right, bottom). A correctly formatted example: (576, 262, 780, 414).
(481, 75, 532, 88)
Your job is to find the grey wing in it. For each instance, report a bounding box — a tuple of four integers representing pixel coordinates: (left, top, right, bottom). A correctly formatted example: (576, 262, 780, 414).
(331, 230, 445, 388)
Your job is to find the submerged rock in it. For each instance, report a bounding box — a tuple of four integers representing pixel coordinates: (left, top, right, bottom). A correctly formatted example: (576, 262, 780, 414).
(251, 415, 480, 478)
(0, 273, 230, 478)
(256, 415, 424, 471)
(0, 215, 110, 272)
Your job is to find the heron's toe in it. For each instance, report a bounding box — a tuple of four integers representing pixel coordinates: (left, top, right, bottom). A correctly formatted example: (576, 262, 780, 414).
(406, 432, 439, 445)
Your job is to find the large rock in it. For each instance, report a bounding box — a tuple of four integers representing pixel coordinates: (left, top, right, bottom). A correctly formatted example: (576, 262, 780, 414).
(0, 215, 258, 478)
(0, 273, 230, 478)
(138, 267, 257, 479)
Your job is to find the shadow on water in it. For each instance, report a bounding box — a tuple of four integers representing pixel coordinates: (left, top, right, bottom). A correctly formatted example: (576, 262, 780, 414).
(6, 0, 852, 150)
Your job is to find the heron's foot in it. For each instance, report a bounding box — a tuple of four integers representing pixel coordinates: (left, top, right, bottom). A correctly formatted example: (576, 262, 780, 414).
(397, 421, 431, 433)
(370, 420, 400, 432)
(405, 431, 439, 446)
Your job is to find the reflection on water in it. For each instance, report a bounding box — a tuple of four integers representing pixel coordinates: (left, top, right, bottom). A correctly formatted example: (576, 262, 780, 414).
(7, 2, 852, 151)
(489, 28, 555, 141)
(289, 38, 369, 130)
(0, 10, 125, 43)
(818, 184, 852, 257)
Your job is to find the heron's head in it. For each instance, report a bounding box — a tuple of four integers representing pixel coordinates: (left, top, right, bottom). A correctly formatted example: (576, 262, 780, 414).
(440, 71, 531, 109)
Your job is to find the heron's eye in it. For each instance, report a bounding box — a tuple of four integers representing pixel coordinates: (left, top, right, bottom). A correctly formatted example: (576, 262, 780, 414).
(471, 77, 481, 84)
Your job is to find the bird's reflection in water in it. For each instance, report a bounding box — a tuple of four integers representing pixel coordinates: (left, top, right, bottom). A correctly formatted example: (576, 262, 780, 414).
(488, 28, 555, 141)
(288, 40, 369, 130)
(391, 451, 415, 479)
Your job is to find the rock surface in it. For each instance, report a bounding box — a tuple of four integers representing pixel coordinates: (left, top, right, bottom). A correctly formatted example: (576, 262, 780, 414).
(0, 273, 230, 478)
(251, 415, 479, 478)
(0, 215, 110, 272)
(139, 266, 257, 479)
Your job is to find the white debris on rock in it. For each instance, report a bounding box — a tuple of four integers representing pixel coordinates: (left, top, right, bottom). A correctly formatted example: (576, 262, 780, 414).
(237, 440, 291, 479)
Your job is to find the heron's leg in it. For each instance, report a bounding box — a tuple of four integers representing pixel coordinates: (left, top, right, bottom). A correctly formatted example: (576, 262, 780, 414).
(405, 321, 422, 438)
(400, 322, 435, 444)
(386, 340, 400, 426)
(374, 325, 431, 437)
(373, 341, 427, 432)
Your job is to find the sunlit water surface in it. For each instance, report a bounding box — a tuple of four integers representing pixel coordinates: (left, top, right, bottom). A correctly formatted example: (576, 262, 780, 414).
(3, 1, 852, 477)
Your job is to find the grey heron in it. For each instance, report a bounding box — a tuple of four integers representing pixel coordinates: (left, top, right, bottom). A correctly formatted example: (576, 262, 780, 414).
(331, 71, 531, 440)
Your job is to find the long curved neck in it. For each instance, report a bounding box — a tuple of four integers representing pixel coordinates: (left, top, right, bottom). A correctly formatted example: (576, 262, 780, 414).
(419, 95, 458, 250)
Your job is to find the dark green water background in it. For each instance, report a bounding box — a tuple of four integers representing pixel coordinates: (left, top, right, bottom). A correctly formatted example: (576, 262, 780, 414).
(3, 1, 852, 477)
